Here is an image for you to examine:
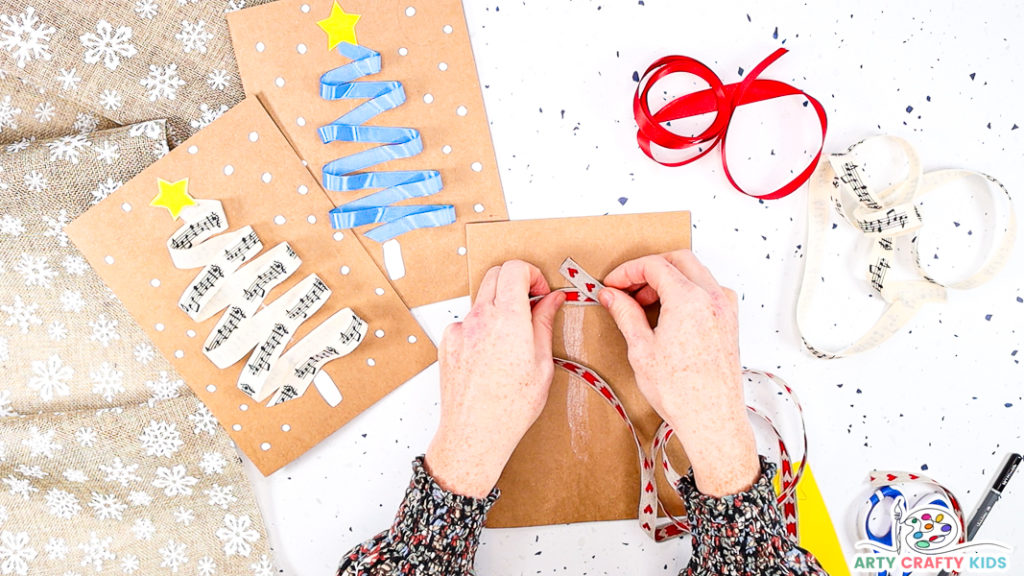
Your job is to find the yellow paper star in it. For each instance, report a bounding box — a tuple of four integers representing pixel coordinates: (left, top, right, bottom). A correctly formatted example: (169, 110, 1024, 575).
(317, 1, 360, 50)
(150, 178, 196, 220)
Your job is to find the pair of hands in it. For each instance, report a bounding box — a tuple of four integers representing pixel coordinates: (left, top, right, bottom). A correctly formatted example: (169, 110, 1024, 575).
(424, 250, 760, 499)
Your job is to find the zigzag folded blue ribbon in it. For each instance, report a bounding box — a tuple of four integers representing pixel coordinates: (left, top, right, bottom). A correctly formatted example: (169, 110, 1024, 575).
(318, 42, 455, 242)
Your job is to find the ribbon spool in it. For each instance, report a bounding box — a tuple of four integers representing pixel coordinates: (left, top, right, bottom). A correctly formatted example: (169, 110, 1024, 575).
(318, 42, 455, 242)
(797, 136, 1016, 358)
(857, 471, 966, 576)
(633, 48, 828, 200)
(535, 258, 808, 542)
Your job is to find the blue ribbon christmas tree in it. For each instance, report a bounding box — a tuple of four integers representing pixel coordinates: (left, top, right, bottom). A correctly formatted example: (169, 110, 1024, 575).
(319, 42, 455, 242)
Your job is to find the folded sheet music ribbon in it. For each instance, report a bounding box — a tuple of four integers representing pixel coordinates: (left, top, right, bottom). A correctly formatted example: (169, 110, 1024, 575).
(537, 258, 809, 541)
(168, 198, 368, 406)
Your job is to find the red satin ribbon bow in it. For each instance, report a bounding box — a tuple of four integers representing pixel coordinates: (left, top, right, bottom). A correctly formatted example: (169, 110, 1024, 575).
(633, 48, 827, 200)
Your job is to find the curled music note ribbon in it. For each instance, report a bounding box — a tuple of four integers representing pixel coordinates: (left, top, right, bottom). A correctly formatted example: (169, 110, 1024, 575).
(319, 42, 455, 242)
(797, 136, 1016, 358)
(633, 48, 828, 200)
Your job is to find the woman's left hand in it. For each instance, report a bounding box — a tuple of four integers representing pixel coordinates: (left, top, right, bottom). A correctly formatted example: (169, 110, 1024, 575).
(425, 260, 566, 498)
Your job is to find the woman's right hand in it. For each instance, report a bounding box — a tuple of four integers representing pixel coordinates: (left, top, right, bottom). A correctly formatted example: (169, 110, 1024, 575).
(597, 249, 761, 497)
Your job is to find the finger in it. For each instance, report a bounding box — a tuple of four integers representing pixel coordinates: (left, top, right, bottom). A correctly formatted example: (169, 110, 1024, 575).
(531, 290, 565, 362)
(603, 255, 690, 298)
(475, 266, 501, 308)
(723, 287, 738, 308)
(662, 249, 724, 297)
(495, 260, 547, 311)
(439, 322, 462, 359)
(598, 287, 654, 347)
(634, 285, 660, 307)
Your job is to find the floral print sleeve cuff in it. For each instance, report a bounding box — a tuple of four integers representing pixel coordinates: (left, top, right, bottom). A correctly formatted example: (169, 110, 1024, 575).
(337, 456, 499, 576)
(676, 457, 830, 576)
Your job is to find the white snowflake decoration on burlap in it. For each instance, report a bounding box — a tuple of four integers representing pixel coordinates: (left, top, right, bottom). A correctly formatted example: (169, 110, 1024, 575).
(139, 420, 183, 458)
(140, 63, 186, 101)
(0, 6, 55, 68)
(79, 19, 138, 71)
(216, 514, 259, 557)
(176, 20, 214, 54)
(27, 354, 72, 402)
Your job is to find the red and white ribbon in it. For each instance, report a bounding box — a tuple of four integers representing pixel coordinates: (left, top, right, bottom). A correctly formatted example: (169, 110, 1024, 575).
(542, 257, 808, 541)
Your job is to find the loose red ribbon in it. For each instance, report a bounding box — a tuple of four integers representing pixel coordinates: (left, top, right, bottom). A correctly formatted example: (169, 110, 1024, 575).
(633, 48, 827, 200)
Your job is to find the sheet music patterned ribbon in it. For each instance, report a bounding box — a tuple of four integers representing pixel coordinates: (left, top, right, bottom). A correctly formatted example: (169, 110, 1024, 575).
(318, 42, 455, 242)
(633, 48, 827, 200)
(797, 136, 1016, 358)
(168, 198, 368, 406)
(536, 258, 808, 542)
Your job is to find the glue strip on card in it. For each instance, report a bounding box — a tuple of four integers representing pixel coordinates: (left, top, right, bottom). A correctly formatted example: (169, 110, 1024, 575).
(545, 259, 807, 542)
(169, 200, 369, 406)
(633, 48, 827, 200)
(796, 136, 1016, 358)
(318, 41, 455, 242)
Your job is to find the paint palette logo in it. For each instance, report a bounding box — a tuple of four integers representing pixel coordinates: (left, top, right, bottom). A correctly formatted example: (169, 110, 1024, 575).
(901, 505, 961, 554)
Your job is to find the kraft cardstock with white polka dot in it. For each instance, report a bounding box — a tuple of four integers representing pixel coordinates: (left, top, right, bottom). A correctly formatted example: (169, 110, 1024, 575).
(67, 97, 436, 476)
(228, 0, 509, 308)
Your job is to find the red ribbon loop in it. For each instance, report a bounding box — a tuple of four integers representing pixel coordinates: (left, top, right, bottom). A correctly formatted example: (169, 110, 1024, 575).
(633, 48, 827, 200)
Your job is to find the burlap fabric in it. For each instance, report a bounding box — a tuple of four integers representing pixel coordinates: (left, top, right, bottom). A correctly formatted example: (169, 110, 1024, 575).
(0, 397, 274, 575)
(0, 123, 273, 574)
(1, 122, 169, 413)
(0, 0, 275, 147)
(0, 72, 118, 145)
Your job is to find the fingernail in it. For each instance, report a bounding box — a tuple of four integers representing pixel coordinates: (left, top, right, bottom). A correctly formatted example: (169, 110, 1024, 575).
(597, 289, 611, 306)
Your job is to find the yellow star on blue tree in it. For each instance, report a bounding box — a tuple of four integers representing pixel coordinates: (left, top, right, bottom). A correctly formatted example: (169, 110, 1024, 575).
(317, 2, 361, 50)
(150, 178, 195, 220)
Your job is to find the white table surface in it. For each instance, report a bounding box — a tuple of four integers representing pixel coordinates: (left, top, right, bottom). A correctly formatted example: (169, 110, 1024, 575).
(243, 1, 1024, 573)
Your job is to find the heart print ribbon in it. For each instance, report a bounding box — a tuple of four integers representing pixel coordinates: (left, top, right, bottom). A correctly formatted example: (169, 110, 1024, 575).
(537, 258, 809, 542)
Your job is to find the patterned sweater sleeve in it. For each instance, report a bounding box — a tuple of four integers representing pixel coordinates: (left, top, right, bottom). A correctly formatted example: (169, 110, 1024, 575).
(337, 456, 498, 576)
(676, 457, 830, 576)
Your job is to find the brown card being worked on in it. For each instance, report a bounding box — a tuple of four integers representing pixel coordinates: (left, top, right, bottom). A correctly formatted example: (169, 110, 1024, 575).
(228, 0, 508, 308)
(67, 97, 436, 475)
(466, 212, 693, 528)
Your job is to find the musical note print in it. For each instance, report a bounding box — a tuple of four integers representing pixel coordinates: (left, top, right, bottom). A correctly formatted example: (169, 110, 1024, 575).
(167, 197, 368, 406)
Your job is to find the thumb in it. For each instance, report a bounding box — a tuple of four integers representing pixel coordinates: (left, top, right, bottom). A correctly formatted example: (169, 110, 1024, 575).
(598, 287, 654, 348)
(531, 290, 565, 361)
